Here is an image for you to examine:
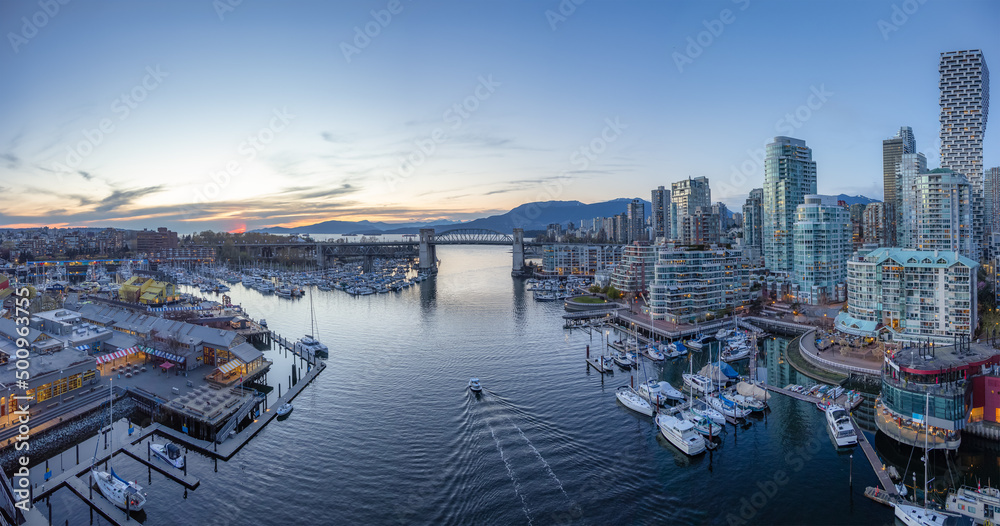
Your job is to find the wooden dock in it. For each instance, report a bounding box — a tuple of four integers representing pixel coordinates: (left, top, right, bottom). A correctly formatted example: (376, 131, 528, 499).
(586, 357, 612, 374)
(120, 440, 200, 489)
(763, 384, 863, 411)
(853, 416, 899, 497)
(64, 475, 131, 526)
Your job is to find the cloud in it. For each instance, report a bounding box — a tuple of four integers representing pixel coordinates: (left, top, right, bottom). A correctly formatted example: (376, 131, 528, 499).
(77, 170, 93, 181)
(95, 185, 166, 213)
(0, 152, 19, 169)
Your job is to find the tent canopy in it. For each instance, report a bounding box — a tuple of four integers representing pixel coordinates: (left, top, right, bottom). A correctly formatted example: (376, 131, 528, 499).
(159, 362, 174, 369)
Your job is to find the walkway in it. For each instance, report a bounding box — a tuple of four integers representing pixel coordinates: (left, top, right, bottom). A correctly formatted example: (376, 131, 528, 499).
(853, 415, 899, 497)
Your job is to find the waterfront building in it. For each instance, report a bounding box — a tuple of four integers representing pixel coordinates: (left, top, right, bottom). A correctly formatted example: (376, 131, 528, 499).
(627, 198, 646, 243)
(118, 276, 179, 305)
(649, 245, 751, 323)
(742, 188, 764, 252)
(895, 152, 928, 248)
(792, 195, 850, 305)
(862, 203, 889, 247)
(609, 242, 657, 295)
(883, 126, 916, 245)
(762, 137, 817, 273)
(835, 247, 977, 342)
(671, 176, 711, 241)
(541, 244, 622, 276)
(940, 50, 990, 259)
(651, 186, 671, 241)
(875, 344, 979, 451)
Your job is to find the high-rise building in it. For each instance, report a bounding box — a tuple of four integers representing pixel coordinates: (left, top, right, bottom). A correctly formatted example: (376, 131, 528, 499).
(609, 242, 657, 294)
(911, 169, 976, 258)
(651, 186, 670, 241)
(862, 203, 888, 247)
(627, 199, 646, 243)
(836, 247, 977, 342)
(883, 126, 916, 246)
(848, 203, 866, 248)
(671, 176, 711, 240)
(895, 152, 928, 248)
(762, 137, 817, 273)
(680, 207, 720, 246)
(612, 213, 627, 244)
(940, 50, 990, 259)
(986, 166, 1000, 239)
(742, 188, 764, 250)
(792, 195, 850, 305)
(649, 245, 752, 323)
(712, 202, 729, 234)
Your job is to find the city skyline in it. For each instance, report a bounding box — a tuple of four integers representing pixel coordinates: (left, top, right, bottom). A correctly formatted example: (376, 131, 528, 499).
(2, 0, 998, 233)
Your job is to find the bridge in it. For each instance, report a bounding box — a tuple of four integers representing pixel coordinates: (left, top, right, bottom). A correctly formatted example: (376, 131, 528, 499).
(220, 228, 537, 274)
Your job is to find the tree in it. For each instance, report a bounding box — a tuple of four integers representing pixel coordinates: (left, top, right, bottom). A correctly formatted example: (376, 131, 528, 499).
(606, 286, 622, 300)
(790, 302, 801, 315)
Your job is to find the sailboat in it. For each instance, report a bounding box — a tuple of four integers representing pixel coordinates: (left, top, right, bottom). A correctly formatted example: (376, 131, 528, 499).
(895, 393, 973, 526)
(91, 381, 147, 511)
(294, 292, 328, 358)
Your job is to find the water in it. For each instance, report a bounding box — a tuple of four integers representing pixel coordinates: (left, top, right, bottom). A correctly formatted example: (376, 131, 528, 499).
(41, 247, 918, 524)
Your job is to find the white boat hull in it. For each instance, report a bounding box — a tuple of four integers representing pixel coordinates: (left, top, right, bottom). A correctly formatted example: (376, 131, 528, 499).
(656, 414, 706, 456)
(616, 387, 654, 416)
(92, 469, 146, 511)
(149, 443, 184, 469)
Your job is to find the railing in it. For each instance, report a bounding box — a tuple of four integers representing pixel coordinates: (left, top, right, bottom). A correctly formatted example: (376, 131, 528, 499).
(798, 330, 881, 376)
(215, 394, 259, 443)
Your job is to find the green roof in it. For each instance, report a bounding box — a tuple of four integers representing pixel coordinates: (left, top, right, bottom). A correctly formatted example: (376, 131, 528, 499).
(862, 247, 977, 269)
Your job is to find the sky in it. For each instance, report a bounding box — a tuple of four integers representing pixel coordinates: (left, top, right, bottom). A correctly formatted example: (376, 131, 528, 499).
(1, 0, 998, 233)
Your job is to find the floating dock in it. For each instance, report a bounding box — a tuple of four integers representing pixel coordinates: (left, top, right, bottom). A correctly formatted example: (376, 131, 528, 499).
(853, 416, 900, 498)
(763, 384, 864, 411)
(64, 475, 132, 526)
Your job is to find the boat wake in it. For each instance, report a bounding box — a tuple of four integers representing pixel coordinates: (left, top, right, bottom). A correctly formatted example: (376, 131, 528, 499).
(506, 416, 569, 500)
(486, 418, 534, 526)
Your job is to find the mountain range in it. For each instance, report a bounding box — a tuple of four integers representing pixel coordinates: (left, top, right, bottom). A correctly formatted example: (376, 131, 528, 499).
(253, 194, 879, 235)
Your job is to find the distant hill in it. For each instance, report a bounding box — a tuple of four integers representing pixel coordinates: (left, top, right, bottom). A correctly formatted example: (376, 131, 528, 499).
(253, 198, 651, 234)
(835, 194, 879, 206)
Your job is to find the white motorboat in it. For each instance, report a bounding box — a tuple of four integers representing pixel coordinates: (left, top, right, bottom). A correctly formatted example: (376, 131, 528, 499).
(682, 373, 716, 395)
(149, 442, 185, 469)
(707, 394, 750, 419)
(469, 377, 482, 392)
(895, 503, 972, 526)
(616, 386, 654, 416)
(720, 346, 751, 362)
(946, 486, 1000, 524)
(690, 399, 726, 426)
(655, 413, 707, 456)
(824, 404, 857, 447)
(638, 380, 686, 404)
(723, 391, 767, 413)
(686, 334, 709, 350)
(678, 408, 722, 437)
(92, 382, 147, 511)
(715, 329, 732, 340)
(276, 403, 293, 417)
(645, 346, 665, 361)
(612, 351, 634, 369)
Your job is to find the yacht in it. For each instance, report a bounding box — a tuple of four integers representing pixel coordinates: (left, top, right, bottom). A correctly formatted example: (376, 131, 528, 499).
(895, 503, 972, 526)
(686, 334, 710, 350)
(707, 394, 750, 420)
(682, 373, 716, 395)
(612, 351, 635, 369)
(825, 404, 857, 447)
(655, 413, 707, 456)
(678, 408, 722, 437)
(638, 380, 686, 405)
(945, 486, 1000, 524)
(616, 386, 654, 416)
(690, 398, 726, 426)
(469, 378, 483, 393)
(149, 442, 185, 469)
(294, 335, 329, 358)
(645, 346, 665, 361)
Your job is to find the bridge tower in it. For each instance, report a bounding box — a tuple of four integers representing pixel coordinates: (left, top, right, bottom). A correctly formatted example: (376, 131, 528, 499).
(419, 228, 437, 273)
(512, 228, 525, 274)
(315, 242, 326, 268)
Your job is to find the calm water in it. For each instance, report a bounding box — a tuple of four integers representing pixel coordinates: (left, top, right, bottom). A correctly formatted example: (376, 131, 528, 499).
(39, 246, 966, 525)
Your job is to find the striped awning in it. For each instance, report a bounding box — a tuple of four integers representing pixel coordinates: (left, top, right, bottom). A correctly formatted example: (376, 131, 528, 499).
(217, 358, 244, 375)
(146, 348, 185, 363)
(95, 347, 140, 364)
(75, 345, 90, 351)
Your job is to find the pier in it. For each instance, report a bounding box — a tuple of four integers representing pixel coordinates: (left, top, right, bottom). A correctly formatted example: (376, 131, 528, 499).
(64, 476, 132, 526)
(762, 384, 864, 411)
(853, 416, 900, 498)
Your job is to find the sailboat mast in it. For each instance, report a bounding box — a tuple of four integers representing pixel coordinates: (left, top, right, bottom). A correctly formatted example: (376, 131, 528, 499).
(924, 391, 929, 508)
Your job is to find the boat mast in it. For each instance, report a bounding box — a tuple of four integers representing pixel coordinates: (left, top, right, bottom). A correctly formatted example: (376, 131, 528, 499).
(924, 391, 929, 509)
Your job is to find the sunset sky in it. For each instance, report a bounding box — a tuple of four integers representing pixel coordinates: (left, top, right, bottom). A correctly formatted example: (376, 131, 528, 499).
(1, 0, 997, 233)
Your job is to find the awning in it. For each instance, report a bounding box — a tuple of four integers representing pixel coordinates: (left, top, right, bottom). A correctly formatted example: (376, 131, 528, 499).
(75, 345, 90, 351)
(217, 358, 244, 375)
(159, 362, 174, 370)
(95, 348, 135, 364)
